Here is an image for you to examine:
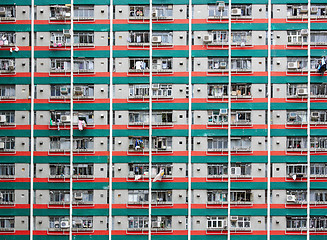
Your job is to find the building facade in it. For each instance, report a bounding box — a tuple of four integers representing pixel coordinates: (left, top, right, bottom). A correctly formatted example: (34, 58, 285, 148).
(0, 0, 326, 240)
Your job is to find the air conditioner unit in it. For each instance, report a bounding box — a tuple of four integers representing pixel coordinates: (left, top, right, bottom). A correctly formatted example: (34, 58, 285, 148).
(297, 88, 308, 96)
(311, 7, 318, 13)
(289, 112, 297, 119)
(219, 62, 227, 69)
(231, 167, 241, 175)
(73, 86, 83, 95)
(60, 87, 68, 94)
(301, 29, 309, 36)
(287, 62, 299, 70)
(220, 109, 228, 115)
(152, 221, 161, 228)
(8, 60, 15, 71)
(152, 84, 160, 89)
(0, 7, 5, 15)
(0, 115, 6, 123)
(0, 141, 4, 149)
(60, 115, 71, 123)
(231, 216, 238, 221)
(231, 8, 242, 16)
(203, 35, 213, 43)
(311, 112, 319, 119)
(74, 192, 83, 200)
(300, 5, 308, 13)
(60, 220, 70, 229)
(152, 36, 162, 43)
(286, 195, 296, 202)
(63, 29, 71, 37)
(218, 2, 225, 10)
(65, 12, 71, 18)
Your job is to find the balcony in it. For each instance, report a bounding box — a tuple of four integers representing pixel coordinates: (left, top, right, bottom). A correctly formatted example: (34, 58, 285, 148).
(0, 137, 15, 153)
(49, 137, 94, 153)
(287, 84, 308, 99)
(207, 217, 227, 231)
(311, 137, 327, 152)
(129, 6, 150, 20)
(286, 164, 307, 179)
(0, 217, 14, 232)
(0, 112, 15, 126)
(128, 59, 150, 73)
(49, 217, 93, 232)
(151, 216, 172, 231)
(50, 59, 94, 74)
(51, 32, 95, 48)
(204, 31, 252, 47)
(0, 164, 15, 179)
(0, 33, 15, 47)
(0, 190, 14, 205)
(50, 5, 71, 20)
(152, 5, 173, 20)
(230, 216, 251, 231)
(287, 30, 308, 46)
(128, 163, 173, 181)
(286, 190, 307, 204)
(49, 164, 94, 179)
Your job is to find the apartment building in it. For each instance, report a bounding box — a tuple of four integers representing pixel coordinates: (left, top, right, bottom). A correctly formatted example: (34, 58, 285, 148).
(1, 1, 327, 240)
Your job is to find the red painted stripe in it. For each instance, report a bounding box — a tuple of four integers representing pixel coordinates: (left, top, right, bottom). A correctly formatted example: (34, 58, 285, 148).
(112, 72, 189, 77)
(113, 45, 189, 50)
(33, 151, 109, 156)
(0, 72, 31, 77)
(192, 98, 268, 103)
(192, 45, 268, 50)
(34, 20, 110, 24)
(112, 98, 188, 103)
(192, 19, 268, 24)
(191, 124, 267, 129)
(34, 72, 110, 77)
(34, 99, 110, 103)
(192, 71, 267, 76)
(34, 46, 110, 51)
(113, 19, 188, 24)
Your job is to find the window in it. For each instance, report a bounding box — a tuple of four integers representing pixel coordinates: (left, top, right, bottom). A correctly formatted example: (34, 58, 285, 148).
(207, 84, 228, 98)
(286, 111, 307, 124)
(49, 190, 70, 203)
(45, 164, 88, 178)
(74, 32, 94, 45)
(287, 5, 308, 18)
(286, 190, 307, 203)
(287, 84, 308, 98)
(129, 84, 150, 98)
(153, 137, 173, 151)
(152, 111, 173, 124)
(73, 190, 93, 203)
(287, 30, 308, 45)
(0, 6, 16, 19)
(129, 137, 149, 151)
(50, 59, 94, 72)
(50, 85, 94, 98)
(231, 111, 251, 124)
(207, 190, 227, 203)
(231, 84, 252, 97)
(311, 5, 327, 18)
(208, 58, 228, 71)
(51, 32, 94, 46)
(208, 4, 228, 18)
(129, 111, 149, 125)
(50, 137, 70, 151)
(0, 111, 14, 124)
(0, 85, 15, 98)
(208, 110, 228, 124)
(128, 163, 172, 179)
(311, 83, 327, 97)
(286, 164, 307, 178)
(286, 216, 306, 230)
(311, 163, 327, 177)
(152, 5, 173, 19)
(311, 137, 327, 150)
(0, 164, 14, 177)
(287, 137, 307, 150)
(231, 58, 252, 71)
(208, 137, 228, 151)
(74, 5, 94, 19)
(0, 59, 15, 72)
(49, 137, 94, 151)
(310, 216, 327, 230)
(73, 138, 94, 151)
(153, 58, 172, 72)
(0, 32, 15, 46)
(310, 190, 327, 203)
(231, 5, 252, 18)
(128, 190, 149, 203)
(0, 190, 14, 204)
(231, 31, 252, 45)
(152, 32, 173, 45)
(205, 30, 252, 45)
(311, 110, 327, 123)
(152, 84, 172, 98)
(0, 137, 14, 151)
(311, 31, 327, 45)
(49, 216, 93, 230)
(230, 190, 252, 203)
(129, 58, 150, 71)
(0, 217, 14, 230)
(129, 6, 150, 19)
(151, 216, 172, 229)
(231, 163, 251, 177)
(128, 31, 149, 45)
(152, 190, 172, 204)
(50, 5, 71, 20)
(287, 58, 308, 72)
(231, 137, 251, 151)
(230, 216, 251, 229)
(50, 111, 94, 126)
(210, 31, 228, 44)
(128, 216, 149, 229)
(207, 164, 228, 177)
(207, 216, 226, 229)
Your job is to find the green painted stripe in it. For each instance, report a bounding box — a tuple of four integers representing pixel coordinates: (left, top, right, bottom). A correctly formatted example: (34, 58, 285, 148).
(35, 24, 109, 32)
(271, 182, 307, 189)
(0, 103, 30, 111)
(0, 130, 30, 137)
(192, 208, 227, 216)
(271, 49, 307, 57)
(0, 77, 31, 85)
(271, 155, 307, 163)
(0, 25, 31, 32)
(35, 50, 110, 58)
(34, 129, 110, 137)
(0, 182, 30, 189)
(271, 102, 307, 110)
(113, 103, 189, 110)
(192, 102, 267, 110)
(272, 23, 307, 31)
(270, 208, 307, 216)
(191, 129, 267, 137)
(0, 51, 30, 58)
(113, 156, 188, 163)
(34, 155, 108, 163)
(192, 76, 268, 84)
(272, 76, 310, 84)
(35, 103, 110, 111)
(73, 208, 109, 216)
(113, 182, 188, 189)
(0, 156, 31, 163)
(192, 49, 267, 57)
(36, 76, 110, 84)
(193, 0, 268, 3)
(192, 23, 268, 31)
(34, 208, 69, 216)
(192, 155, 268, 163)
(0, 209, 29, 216)
(271, 129, 307, 136)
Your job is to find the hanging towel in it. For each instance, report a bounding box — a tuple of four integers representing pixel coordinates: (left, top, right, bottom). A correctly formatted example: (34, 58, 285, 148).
(78, 120, 84, 131)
